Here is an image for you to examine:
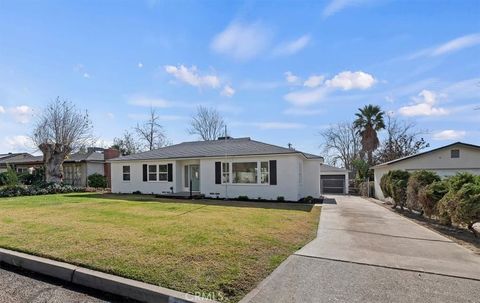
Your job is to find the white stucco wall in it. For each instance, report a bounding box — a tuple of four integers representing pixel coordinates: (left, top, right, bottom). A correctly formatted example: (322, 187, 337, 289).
(111, 160, 176, 194)
(302, 160, 321, 197)
(374, 144, 480, 200)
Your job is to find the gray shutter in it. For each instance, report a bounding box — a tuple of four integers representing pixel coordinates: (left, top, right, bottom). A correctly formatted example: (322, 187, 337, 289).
(143, 164, 147, 182)
(269, 160, 277, 185)
(167, 163, 173, 182)
(215, 162, 221, 184)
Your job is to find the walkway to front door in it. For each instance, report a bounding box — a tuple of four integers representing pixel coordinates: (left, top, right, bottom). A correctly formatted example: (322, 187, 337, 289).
(242, 195, 480, 303)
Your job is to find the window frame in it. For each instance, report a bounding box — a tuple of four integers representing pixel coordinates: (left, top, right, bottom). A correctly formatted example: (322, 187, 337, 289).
(451, 149, 460, 159)
(122, 165, 131, 182)
(222, 162, 230, 184)
(222, 160, 271, 185)
(147, 164, 169, 182)
(158, 164, 168, 181)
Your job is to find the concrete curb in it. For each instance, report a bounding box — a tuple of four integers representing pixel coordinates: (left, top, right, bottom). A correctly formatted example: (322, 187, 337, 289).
(0, 248, 218, 303)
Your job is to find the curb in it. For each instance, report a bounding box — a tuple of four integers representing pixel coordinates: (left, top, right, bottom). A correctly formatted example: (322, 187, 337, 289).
(0, 248, 218, 303)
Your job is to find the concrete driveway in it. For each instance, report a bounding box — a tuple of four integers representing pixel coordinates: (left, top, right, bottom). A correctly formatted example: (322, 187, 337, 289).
(242, 195, 480, 303)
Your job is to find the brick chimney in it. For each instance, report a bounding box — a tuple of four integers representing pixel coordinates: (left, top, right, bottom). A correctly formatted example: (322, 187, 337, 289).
(103, 148, 120, 189)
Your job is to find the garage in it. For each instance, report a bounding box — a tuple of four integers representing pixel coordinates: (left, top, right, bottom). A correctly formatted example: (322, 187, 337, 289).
(320, 164, 349, 195)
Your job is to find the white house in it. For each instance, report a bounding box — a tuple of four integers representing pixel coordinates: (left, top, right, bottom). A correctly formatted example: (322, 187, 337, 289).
(372, 142, 480, 200)
(109, 137, 329, 201)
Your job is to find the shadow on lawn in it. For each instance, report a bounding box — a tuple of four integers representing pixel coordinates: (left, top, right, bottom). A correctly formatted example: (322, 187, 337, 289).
(65, 193, 316, 212)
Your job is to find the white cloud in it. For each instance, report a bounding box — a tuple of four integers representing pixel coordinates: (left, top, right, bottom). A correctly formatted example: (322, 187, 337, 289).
(304, 75, 324, 88)
(138, 62, 144, 68)
(398, 90, 449, 117)
(273, 35, 311, 56)
(211, 21, 272, 60)
(221, 85, 235, 97)
(0, 105, 5, 113)
(284, 86, 330, 106)
(128, 96, 171, 108)
(255, 122, 306, 130)
(432, 33, 480, 56)
(164, 65, 220, 89)
(9, 105, 33, 124)
(106, 112, 114, 119)
(5, 135, 32, 151)
(284, 71, 300, 85)
(283, 108, 324, 116)
(83, 73, 90, 78)
(323, 0, 368, 18)
(325, 71, 376, 90)
(433, 130, 466, 141)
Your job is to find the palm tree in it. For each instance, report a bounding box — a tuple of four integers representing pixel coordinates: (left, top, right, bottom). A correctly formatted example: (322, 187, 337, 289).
(354, 105, 385, 166)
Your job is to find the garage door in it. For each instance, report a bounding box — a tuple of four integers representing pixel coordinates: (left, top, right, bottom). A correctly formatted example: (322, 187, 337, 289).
(321, 175, 345, 194)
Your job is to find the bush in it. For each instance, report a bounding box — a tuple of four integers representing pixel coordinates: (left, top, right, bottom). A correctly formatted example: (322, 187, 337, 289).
(386, 170, 410, 209)
(0, 167, 18, 186)
(18, 167, 45, 186)
(380, 173, 391, 198)
(0, 183, 84, 197)
(276, 196, 285, 202)
(417, 180, 448, 218)
(88, 173, 107, 188)
(406, 170, 441, 213)
(450, 179, 480, 236)
(237, 195, 249, 201)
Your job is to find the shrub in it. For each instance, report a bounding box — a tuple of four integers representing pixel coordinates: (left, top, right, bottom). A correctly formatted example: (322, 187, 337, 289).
(88, 173, 107, 188)
(0, 167, 18, 186)
(18, 167, 45, 185)
(387, 170, 410, 210)
(380, 173, 391, 198)
(0, 183, 84, 197)
(276, 196, 285, 202)
(237, 195, 249, 201)
(437, 173, 477, 225)
(132, 190, 142, 195)
(406, 170, 441, 213)
(418, 180, 448, 218)
(450, 179, 480, 236)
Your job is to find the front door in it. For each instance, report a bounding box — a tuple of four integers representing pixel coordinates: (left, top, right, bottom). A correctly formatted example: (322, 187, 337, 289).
(190, 165, 200, 191)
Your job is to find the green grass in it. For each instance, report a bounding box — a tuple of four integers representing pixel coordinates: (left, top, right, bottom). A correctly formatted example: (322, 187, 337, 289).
(0, 193, 320, 302)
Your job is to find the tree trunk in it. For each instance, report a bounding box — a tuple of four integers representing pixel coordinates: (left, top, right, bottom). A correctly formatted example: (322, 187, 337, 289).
(39, 143, 66, 184)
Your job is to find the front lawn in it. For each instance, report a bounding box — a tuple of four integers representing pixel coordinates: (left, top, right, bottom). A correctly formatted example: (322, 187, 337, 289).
(0, 193, 320, 302)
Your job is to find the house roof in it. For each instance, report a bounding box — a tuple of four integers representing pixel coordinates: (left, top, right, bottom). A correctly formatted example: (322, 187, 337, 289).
(0, 153, 33, 164)
(372, 142, 480, 169)
(320, 164, 350, 173)
(111, 137, 323, 161)
(2, 150, 106, 165)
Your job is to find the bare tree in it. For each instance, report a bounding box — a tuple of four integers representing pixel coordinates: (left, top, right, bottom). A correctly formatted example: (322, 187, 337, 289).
(32, 98, 93, 183)
(134, 108, 168, 150)
(188, 106, 226, 141)
(375, 115, 429, 164)
(112, 130, 142, 155)
(320, 122, 362, 170)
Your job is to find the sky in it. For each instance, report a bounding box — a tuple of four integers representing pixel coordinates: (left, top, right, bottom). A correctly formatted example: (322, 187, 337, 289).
(0, 0, 479, 155)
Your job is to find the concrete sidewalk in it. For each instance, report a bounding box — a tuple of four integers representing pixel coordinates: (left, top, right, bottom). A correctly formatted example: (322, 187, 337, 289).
(243, 195, 480, 303)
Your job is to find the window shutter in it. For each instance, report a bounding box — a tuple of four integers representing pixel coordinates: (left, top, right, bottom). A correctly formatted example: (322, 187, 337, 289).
(143, 164, 147, 182)
(167, 163, 173, 182)
(215, 162, 221, 184)
(269, 160, 277, 185)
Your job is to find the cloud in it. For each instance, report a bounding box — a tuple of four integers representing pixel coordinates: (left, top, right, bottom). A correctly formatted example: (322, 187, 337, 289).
(284, 71, 300, 85)
(211, 21, 272, 60)
(398, 90, 449, 117)
(255, 122, 305, 130)
(284, 70, 376, 106)
(106, 112, 114, 119)
(73, 64, 91, 79)
(283, 107, 324, 116)
(9, 105, 33, 124)
(408, 33, 480, 60)
(325, 71, 376, 90)
(5, 135, 32, 151)
(83, 73, 90, 78)
(304, 75, 324, 88)
(273, 35, 311, 56)
(138, 62, 144, 68)
(164, 65, 220, 88)
(0, 105, 5, 113)
(433, 130, 466, 141)
(128, 96, 171, 108)
(323, 0, 369, 18)
(221, 85, 235, 97)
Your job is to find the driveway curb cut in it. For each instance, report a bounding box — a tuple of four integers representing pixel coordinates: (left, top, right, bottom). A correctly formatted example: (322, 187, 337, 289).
(0, 248, 218, 303)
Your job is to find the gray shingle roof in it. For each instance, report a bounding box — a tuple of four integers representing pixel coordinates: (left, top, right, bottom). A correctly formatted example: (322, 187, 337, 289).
(111, 137, 323, 161)
(2, 151, 106, 165)
(320, 164, 349, 173)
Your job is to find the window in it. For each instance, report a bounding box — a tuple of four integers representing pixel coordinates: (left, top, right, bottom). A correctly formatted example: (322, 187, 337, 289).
(232, 162, 257, 184)
(222, 163, 230, 183)
(122, 166, 130, 181)
(260, 161, 269, 184)
(148, 165, 157, 181)
(451, 149, 460, 158)
(184, 166, 189, 187)
(158, 164, 168, 181)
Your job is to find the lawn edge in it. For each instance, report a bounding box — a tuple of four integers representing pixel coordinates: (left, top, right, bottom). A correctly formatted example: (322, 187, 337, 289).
(0, 247, 218, 303)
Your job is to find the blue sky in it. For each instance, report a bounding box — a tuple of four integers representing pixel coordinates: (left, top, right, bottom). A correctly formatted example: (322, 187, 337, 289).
(0, 0, 479, 155)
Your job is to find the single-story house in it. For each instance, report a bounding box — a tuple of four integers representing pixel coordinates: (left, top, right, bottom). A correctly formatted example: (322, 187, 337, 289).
(110, 137, 331, 201)
(319, 164, 350, 194)
(0, 153, 33, 173)
(373, 142, 480, 200)
(2, 148, 120, 187)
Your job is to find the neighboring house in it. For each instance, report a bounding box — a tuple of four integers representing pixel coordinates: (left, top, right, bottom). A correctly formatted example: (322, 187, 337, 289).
(319, 164, 350, 194)
(110, 137, 328, 201)
(372, 142, 480, 200)
(0, 153, 33, 173)
(2, 148, 120, 187)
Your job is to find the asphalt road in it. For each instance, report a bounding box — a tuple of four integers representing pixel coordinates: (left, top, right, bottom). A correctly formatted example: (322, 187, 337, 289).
(0, 263, 136, 303)
(243, 195, 480, 303)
